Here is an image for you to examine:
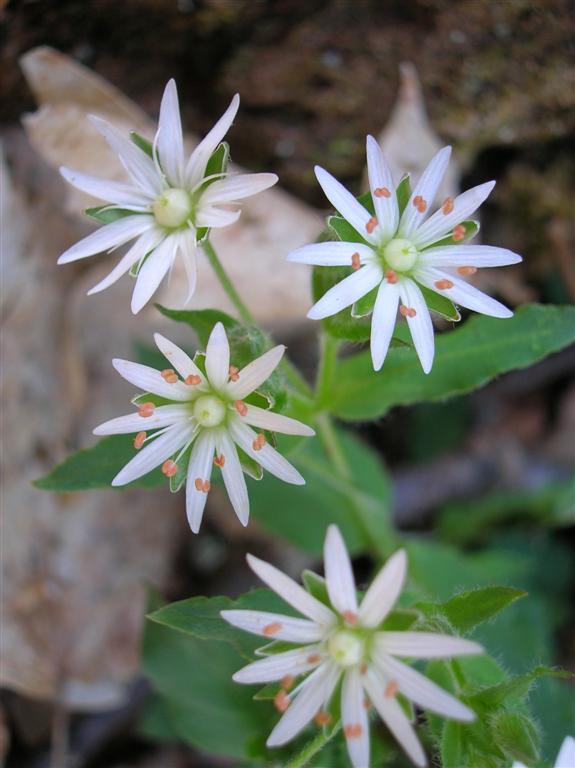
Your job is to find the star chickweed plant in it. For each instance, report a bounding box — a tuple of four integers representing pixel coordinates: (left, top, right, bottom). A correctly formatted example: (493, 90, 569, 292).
(287, 136, 522, 373)
(94, 322, 314, 532)
(513, 736, 575, 768)
(222, 525, 483, 768)
(58, 79, 277, 313)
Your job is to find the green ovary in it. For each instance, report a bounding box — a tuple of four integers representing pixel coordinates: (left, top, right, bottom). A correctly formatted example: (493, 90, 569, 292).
(383, 238, 418, 272)
(192, 395, 227, 428)
(153, 188, 193, 229)
(327, 630, 365, 668)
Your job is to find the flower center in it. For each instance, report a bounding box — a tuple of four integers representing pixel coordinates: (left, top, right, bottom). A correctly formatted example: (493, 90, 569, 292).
(153, 188, 192, 229)
(192, 395, 227, 428)
(327, 630, 364, 668)
(383, 238, 418, 272)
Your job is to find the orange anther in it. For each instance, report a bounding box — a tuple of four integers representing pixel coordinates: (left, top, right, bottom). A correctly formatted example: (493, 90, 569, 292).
(365, 216, 377, 234)
(137, 402, 155, 418)
(307, 653, 321, 664)
(374, 186, 391, 198)
(252, 433, 266, 451)
(342, 610, 358, 625)
(161, 368, 178, 384)
(263, 621, 282, 636)
(385, 680, 399, 698)
(235, 400, 247, 417)
(457, 266, 477, 276)
(281, 675, 294, 691)
(413, 195, 427, 212)
(161, 460, 178, 478)
(385, 269, 398, 284)
(229, 365, 239, 382)
(315, 711, 332, 727)
(344, 724, 363, 739)
(360, 663, 368, 675)
(185, 373, 202, 386)
(274, 689, 290, 712)
(434, 278, 454, 290)
(363, 697, 372, 710)
(442, 197, 454, 215)
(133, 431, 146, 450)
(213, 454, 225, 467)
(399, 305, 417, 318)
(194, 478, 210, 492)
(452, 224, 466, 241)
(351, 252, 361, 270)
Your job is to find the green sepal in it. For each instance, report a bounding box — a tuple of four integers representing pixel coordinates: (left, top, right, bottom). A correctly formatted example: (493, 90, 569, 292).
(351, 286, 378, 318)
(327, 214, 370, 246)
(420, 285, 461, 322)
(85, 205, 137, 224)
(302, 570, 330, 606)
(131, 392, 175, 408)
(254, 639, 301, 657)
(130, 131, 154, 158)
(195, 142, 230, 242)
(396, 175, 412, 216)
(169, 442, 193, 493)
(429, 219, 480, 247)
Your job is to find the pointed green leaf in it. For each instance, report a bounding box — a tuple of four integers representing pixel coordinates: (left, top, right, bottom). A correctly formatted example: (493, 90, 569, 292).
(418, 586, 527, 633)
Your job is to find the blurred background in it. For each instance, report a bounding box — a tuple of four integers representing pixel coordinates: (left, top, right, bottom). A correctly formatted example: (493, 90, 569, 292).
(1, 1, 574, 766)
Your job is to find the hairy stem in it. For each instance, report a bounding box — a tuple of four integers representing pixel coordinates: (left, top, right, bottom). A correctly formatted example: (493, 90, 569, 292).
(285, 721, 342, 768)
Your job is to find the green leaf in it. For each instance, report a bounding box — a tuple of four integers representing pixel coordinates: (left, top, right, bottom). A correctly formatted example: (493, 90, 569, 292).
(85, 206, 137, 224)
(130, 131, 154, 157)
(469, 666, 572, 710)
(329, 305, 575, 420)
(491, 711, 540, 765)
(156, 305, 239, 346)
(418, 586, 527, 633)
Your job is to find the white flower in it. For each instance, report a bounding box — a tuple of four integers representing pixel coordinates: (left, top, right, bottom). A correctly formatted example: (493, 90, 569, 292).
(58, 80, 278, 313)
(93, 322, 314, 532)
(513, 736, 575, 768)
(221, 525, 483, 767)
(287, 136, 522, 374)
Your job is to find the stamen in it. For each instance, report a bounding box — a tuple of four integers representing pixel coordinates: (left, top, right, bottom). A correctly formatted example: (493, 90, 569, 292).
(133, 431, 146, 450)
(342, 610, 358, 625)
(413, 195, 427, 213)
(457, 266, 477, 276)
(161, 368, 178, 384)
(384, 680, 399, 698)
(307, 653, 321, 664)
(213, 454, 225, 467)
(263, 621, 282, 636)
(434, 278, 454, 290)
(374, 186, 391, 198)
(274, 690, 290, 712)
(363, 697, 372, 710)
(385, 269, 398, 284)
(315, 711, 332, 727)
(281, 675, 294, 691)
(161, 460, 178, 478)
(138, 402, 155, 418)
(399, 305, 417, 318)
(229, 365, 239, 382)
(185, 373, 202, 386)
(351, 252, 361, 270)
(360, 663, 368, 675)
(235, 400, 248, 417)
(442, 197, 454, 215)
(452, 224, 466, 241)
(344, 724, 363, 739)
(252, 433, 266, 451)
(365, 216, 377, 234)
(194, 478, 211, 492)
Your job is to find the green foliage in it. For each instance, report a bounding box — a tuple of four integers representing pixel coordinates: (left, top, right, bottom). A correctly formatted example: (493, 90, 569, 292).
(85, 206, 137, 224)
(418, 586, 527, 633)
(328, 305, 575, 420)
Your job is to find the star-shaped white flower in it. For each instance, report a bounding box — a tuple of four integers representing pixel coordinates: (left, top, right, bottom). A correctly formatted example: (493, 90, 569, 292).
(94, 322, 314, 532)
(513, 736, 575, 768)
(222, 525, 483, 767)
(58, 79, 278, 313)
(287, 136, 522, 373)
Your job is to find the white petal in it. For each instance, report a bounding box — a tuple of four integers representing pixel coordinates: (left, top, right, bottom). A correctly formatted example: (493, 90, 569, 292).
(399, 278, 435, 374)
(375, 651, 475, 721)
(112, 357, 192, 401)
(226, 345, 285, 400)
(228, 418, 305, 485)
(205, 321, 231, 390)
(315, 166, 377, 244)
(157, 79, 184, 187)
(179, 229, 198, 303)
(131, 234, 178, 314)
(185, 430, 216, 533)
(307, 264, 383, 320)
(359, 549, 407, 628)
(201, 173, 278, 205)
(267, 663, 340, 747)
(418, 244, 522, 268)
(378, 632, 484, 659)
(58, 215, 155, 264)
(246, 553, 336, 626)
(324, 525, 358, 616)
(232, 646, 323, 684)
(398, 146, 452, 239)
(413, 181, 495, 249)
(59, 166, 153, 207)
(415, 266, 513, 318)
(241, 404, 315, 437)
(556, 736, 575, 768)
(363, 668, 427, 768)
(216, 431, 249, 526)
(185, 94, 240, 188)
(87, 228, 164, 295)
(112, 422, 193, 486)
(89, 115, 162, 196)
(366, 135, 399, 242)
(370, 279, 400, 371)
(287, 242, 376, 267)
(153, 333, 204, 382)
(342, 670, 370, 768)
(195, 206, 241, 229)
(220, 610, 324, 643)
(93, 404, 191, 435)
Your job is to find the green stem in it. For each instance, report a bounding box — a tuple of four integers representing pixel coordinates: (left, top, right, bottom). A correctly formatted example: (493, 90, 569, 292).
(285, 721, 342, 768)
(316, 412, 352, 482)
(315, 333, 340, 410)
(202, 239, 255, 325)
